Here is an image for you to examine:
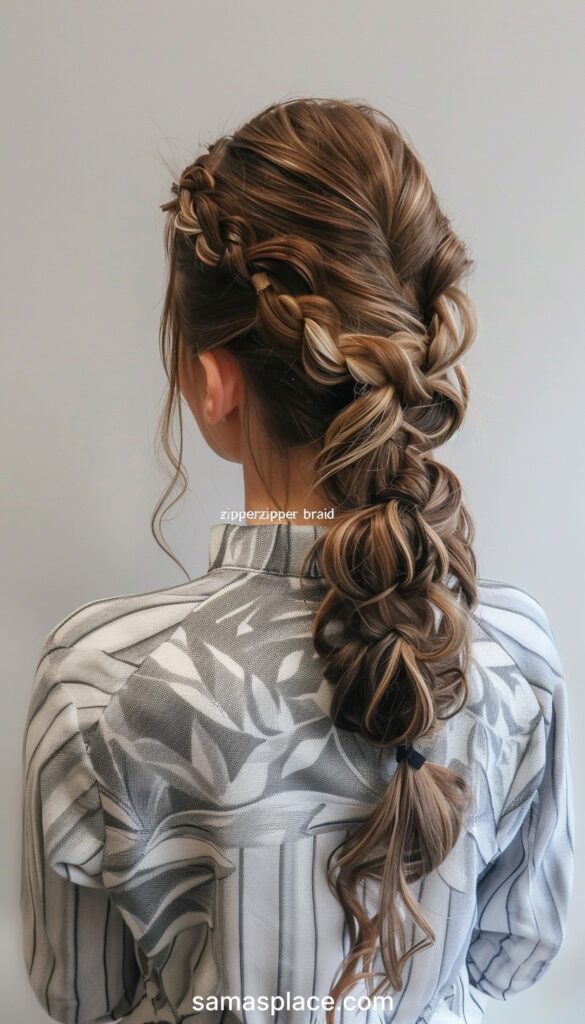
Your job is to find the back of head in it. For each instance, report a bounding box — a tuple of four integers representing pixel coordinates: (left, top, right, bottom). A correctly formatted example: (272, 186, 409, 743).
(158, 96, 479, 1019)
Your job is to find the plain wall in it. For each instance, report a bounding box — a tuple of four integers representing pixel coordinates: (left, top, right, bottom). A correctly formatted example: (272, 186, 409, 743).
(1, 1, 583, 1021)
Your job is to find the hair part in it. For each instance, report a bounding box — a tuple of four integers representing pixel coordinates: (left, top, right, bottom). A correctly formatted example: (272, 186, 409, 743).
(155, 96, 479, 1019)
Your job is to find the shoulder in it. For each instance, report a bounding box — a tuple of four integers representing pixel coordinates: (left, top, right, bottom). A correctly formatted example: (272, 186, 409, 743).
(472, 576, 564, 726)
(37, 570, 228, 658)
(475, 576, 558, 648)
(27, 569, 227, 738)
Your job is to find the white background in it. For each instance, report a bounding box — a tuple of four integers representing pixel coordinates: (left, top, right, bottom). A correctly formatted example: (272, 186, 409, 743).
(1, 1, 583, 1021)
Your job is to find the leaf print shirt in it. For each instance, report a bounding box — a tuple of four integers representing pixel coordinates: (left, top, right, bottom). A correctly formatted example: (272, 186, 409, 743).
(21, 521, 575, 1024)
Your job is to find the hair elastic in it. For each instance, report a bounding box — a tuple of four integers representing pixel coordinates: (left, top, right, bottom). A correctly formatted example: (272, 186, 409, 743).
(396, 742, 427, 770)
(251, 271, 271, 294)
(171, 180, 197, 195)
(353, 380, 371, 399)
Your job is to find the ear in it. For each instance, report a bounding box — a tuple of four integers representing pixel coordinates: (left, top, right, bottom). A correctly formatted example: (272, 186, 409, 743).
(198, 348, 241, 425)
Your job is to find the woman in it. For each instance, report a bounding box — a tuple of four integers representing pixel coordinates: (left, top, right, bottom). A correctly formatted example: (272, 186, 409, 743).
(21, 97, 574, 1024)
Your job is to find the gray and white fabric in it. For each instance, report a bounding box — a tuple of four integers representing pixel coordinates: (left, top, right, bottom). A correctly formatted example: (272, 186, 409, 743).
(21, 521, 574, 1024)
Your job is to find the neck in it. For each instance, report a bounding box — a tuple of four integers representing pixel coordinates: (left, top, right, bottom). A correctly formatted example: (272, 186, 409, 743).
(241, 443, 335, 525)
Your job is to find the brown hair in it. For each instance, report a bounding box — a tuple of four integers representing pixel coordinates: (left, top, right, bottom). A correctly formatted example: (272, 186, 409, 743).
(155, 96, 478, 1018)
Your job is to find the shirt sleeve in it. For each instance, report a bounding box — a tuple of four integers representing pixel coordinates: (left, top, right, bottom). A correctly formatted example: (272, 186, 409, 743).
(466, 603, 575, 999)
(21, 643, 142, 1023)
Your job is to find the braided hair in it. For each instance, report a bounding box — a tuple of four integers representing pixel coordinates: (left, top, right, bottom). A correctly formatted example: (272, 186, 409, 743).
(157, 97, 478, 1018)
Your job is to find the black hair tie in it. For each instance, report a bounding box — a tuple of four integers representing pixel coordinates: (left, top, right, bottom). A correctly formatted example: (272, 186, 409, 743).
(396, 742, 427, 770)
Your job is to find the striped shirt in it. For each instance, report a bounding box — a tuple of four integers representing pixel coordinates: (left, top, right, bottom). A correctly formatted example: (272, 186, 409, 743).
(21, 521, 574, 1024)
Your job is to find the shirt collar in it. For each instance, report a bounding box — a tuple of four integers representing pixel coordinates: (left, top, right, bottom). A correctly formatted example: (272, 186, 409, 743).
(208, 521, 327, 577)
